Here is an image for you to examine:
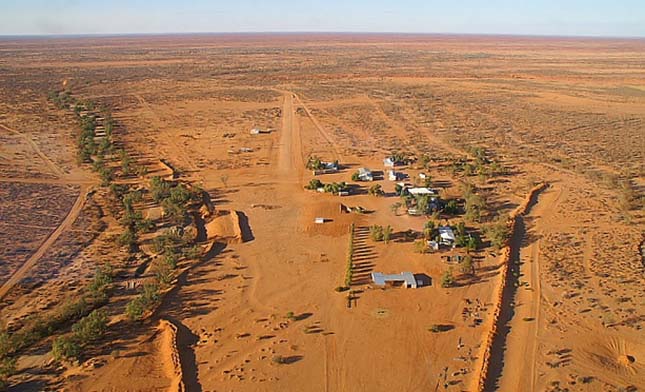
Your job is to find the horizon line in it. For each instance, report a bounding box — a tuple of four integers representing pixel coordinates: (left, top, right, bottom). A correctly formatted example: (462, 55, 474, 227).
(1, 31, 644, 40)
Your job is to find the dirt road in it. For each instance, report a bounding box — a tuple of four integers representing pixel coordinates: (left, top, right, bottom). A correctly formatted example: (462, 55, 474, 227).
(492, 184, 561, 391)
(277, 92, 304, 180)
(0, 184, 89, 300)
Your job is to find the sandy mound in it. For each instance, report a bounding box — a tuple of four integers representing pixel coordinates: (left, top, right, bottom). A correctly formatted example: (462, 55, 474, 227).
(204, 210, 251, 243)
(581, 337, 643, 377)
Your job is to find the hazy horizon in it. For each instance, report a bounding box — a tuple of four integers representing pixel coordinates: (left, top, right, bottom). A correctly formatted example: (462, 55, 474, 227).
(1, 0, 644, 38)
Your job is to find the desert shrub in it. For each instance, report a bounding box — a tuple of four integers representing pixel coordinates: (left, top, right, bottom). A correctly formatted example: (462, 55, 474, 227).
(351, 171, 360, 182)
(390, 202, 402, 215)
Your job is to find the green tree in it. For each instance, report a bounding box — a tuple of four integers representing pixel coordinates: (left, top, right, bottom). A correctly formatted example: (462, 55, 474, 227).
(0, 356, 16, 390)
(414, 239, 428, 254)
(383, 225, 393, 244)
(52, 336, 80, 362)
(117, 227, 137, 251)
(485, 218, 510, 249)
(305, 179, 323, 190)
(368, 184, 384, 196)
(466, 236, 479, 253)
(444, 199, 459, 215)
(441, 269, 455, 288)
(390, 202, 402, 216)
(416, 195, 430, 214)
(369, 225, 384, 242)
(460, 255, 475, 276)
(125, 298, 145, 321)
(150, 176, 171, 202)
(72, 310, 108, 344)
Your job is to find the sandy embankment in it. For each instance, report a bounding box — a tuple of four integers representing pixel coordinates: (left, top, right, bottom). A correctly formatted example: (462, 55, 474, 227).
(158, 319, 187, 392)
(471, 182, 549, 391)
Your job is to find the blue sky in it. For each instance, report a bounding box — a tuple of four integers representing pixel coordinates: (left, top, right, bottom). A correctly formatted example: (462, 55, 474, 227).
(1, 0, 643, 37)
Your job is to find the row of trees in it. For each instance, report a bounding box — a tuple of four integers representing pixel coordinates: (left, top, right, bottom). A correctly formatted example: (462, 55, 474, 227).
(116, 188, 155, 252)
(305, 179, 349, 194)
(344, 224, 355, 288)
(51, 310, 108, 362)
(0, 266, 113, 383)
(305, 156, 338, 171)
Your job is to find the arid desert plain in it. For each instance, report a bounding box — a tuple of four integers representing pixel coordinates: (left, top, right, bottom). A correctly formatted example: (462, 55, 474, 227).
(0, 34, 644, 391)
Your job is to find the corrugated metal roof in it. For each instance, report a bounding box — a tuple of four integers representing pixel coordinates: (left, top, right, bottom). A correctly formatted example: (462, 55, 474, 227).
(371, 272, 417, 288)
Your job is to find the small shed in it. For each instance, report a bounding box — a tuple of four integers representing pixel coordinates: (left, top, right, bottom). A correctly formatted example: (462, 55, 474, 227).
(358, 168, 373, 181)
(383, 157, 395, 167)
(371, 272, 419, 288)
(438, 226, 456, 246)
(408, 187, 439, 197)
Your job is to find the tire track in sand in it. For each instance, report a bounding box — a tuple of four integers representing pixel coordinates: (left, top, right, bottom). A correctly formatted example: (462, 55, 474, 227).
(0, 123, 66, 178)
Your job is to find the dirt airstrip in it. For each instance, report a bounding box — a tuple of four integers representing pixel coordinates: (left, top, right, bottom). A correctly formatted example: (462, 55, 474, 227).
(0, 34, 643, 392)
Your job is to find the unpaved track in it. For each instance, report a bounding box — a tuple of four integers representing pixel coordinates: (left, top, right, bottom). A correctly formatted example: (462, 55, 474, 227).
(133, 94, 201, 177)
(0, 184, 89, 300)
(0, 177, 95, 185)
(277, 92, 304, 181)
(494, 184, 561, 391)
(0, 123, 66, 178)
(292, 93, 342, 160)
